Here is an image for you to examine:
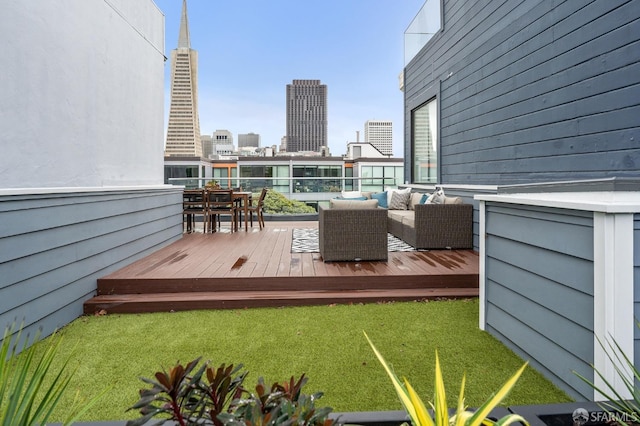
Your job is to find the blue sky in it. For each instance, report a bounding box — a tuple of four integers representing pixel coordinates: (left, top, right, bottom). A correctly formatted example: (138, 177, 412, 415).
(153, 0, 425, 157)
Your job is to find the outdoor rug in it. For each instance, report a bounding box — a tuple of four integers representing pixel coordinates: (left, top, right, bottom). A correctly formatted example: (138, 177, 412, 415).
(291, 228, 417, 253)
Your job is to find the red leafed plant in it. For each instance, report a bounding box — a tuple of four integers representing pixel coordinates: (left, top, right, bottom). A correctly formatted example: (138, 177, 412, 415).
(126, 358, 334, 426)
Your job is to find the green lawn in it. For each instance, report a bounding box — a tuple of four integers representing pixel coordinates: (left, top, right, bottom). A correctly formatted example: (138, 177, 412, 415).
(41, 299, 572, 422)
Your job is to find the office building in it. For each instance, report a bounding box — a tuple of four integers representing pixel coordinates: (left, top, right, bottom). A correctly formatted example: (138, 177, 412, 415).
(164, 0, 203, 157)
(201, 134, 213, 158)
(286, 79, 327, 153)
(213, 129, 234, 146)
(238, 132, 260, 148)
(364, 120, 393, 155)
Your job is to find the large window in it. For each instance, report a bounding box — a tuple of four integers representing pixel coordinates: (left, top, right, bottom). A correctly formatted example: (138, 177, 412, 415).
(292, 165, 341, 193)
(239, 165, 289, 193)
(164, 165, 200, 187)
(360, 165, 404, 192)
(412, 98, 438, 184)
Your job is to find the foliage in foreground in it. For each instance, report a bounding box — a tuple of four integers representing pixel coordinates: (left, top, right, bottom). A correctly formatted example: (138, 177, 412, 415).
(365, 332, 529, 426)
(127, 357, 334, 426)
(0, 324, 103, 426)
(574, 322, 640, 426)
(263, 190, 316, 214)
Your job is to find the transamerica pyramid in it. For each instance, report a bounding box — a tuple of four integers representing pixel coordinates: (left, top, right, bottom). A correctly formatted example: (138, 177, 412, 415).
(164, 0, 203, 157)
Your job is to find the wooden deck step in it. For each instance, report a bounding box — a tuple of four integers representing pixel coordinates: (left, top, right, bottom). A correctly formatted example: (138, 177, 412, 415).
(84, 222, 479, 315)
(84, 287, 480, 315)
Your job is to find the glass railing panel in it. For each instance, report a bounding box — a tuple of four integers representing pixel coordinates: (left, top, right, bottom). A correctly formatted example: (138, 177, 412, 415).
(405, 0, 441, 66)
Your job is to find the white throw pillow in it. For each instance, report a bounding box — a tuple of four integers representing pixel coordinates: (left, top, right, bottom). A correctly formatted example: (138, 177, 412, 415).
(427, 187, 446, 204)
(341, 190, 362, 199)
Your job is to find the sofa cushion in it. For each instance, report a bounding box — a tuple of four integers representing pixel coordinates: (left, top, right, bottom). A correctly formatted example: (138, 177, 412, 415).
(330, 199, 379, 210)
(409, 192, 426, 210)
(444, 196, 463, 204)
(389, 190, 411, 210)
(387, 210, 413, 222)
(371, 191, 388, 208)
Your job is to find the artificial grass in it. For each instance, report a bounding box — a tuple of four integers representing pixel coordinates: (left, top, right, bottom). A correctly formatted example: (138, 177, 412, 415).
(37, 299, 572, 422)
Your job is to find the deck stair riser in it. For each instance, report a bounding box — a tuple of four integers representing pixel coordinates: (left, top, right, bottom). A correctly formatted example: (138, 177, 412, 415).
(83, 223, 479, 315)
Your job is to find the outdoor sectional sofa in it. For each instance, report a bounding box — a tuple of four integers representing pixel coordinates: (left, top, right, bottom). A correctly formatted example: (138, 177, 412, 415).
(318, 190, 473, 261)
(386, 195, 473, 249)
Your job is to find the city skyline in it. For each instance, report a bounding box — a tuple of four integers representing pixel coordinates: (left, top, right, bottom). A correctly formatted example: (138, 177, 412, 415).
(153, 0, 425, 157)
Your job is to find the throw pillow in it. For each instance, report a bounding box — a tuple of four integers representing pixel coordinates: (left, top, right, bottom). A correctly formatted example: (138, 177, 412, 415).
(371, 191, 388, 208)
(341, 190, 362, 199)
(385, 187, 411, 207)
(427, 187, 446, 204)
(419, 193, 429, 204)
(389, 190, 410, 210)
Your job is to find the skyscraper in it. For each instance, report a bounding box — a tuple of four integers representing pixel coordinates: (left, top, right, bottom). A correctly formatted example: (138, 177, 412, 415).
(286, 79, 327, 152)
(238, 132, 260, 148)
(164, 0, 203, 157)
(365, 120, 393, 155)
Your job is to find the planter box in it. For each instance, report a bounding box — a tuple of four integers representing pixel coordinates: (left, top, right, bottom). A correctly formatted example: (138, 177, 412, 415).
(509, 401, 637, 426)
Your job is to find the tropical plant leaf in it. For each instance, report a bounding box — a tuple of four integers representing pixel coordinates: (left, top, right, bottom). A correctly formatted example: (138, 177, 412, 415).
(0, 324, 105, 426)
(365, 331, 530, 426)
(467, 362, 528, 426)
(364, 332, 421, 425)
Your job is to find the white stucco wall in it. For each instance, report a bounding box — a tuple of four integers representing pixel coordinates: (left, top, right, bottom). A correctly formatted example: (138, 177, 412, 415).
(0, 0, 165, 189)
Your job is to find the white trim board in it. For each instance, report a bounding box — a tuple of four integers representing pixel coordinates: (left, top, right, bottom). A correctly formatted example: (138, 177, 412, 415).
(592, 212, 634, 401)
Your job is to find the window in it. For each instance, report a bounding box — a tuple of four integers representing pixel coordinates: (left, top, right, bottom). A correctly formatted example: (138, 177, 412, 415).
(360, 165, 404, 192)
(239, 165, 289, 193)
(412, 98, 438, 184)
(164, 165, 199, 187)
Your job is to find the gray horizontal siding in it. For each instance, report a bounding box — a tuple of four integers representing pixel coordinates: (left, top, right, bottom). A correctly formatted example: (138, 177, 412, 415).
(484, 202, 595, 398)
(404, 0, 640, 185)
(0, 187, 183, 343)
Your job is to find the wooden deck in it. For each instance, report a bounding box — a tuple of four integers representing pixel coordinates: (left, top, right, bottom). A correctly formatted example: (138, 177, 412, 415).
(84, 221, 479, 314)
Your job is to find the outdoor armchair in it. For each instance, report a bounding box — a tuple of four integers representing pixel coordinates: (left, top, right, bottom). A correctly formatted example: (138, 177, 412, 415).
(318, 201, 388, 261)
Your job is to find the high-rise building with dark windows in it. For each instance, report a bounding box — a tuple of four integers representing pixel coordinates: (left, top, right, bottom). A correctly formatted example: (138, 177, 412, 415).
(164, 0, 202, 157)
(286, 79, 327, 153)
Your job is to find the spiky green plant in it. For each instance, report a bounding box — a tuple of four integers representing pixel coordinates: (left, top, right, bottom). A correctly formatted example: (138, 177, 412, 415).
(0, 324, 103, 426)
(364, 332, 529, 426)
(574, 325, 640, 426)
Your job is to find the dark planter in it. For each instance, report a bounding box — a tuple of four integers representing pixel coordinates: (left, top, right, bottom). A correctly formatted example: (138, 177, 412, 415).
(509, 401, 637, 426)
(65, 404, 633, 426)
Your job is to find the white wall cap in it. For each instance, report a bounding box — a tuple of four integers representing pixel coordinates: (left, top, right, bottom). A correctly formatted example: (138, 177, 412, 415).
(474, 191, 640, 213)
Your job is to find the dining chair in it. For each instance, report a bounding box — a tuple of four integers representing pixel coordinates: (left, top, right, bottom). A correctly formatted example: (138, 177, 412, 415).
(183, 189, 207, 233)
(247, 188, 268, 230)
(206, 189, 237, 232)
(232, 186, 243, 211)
